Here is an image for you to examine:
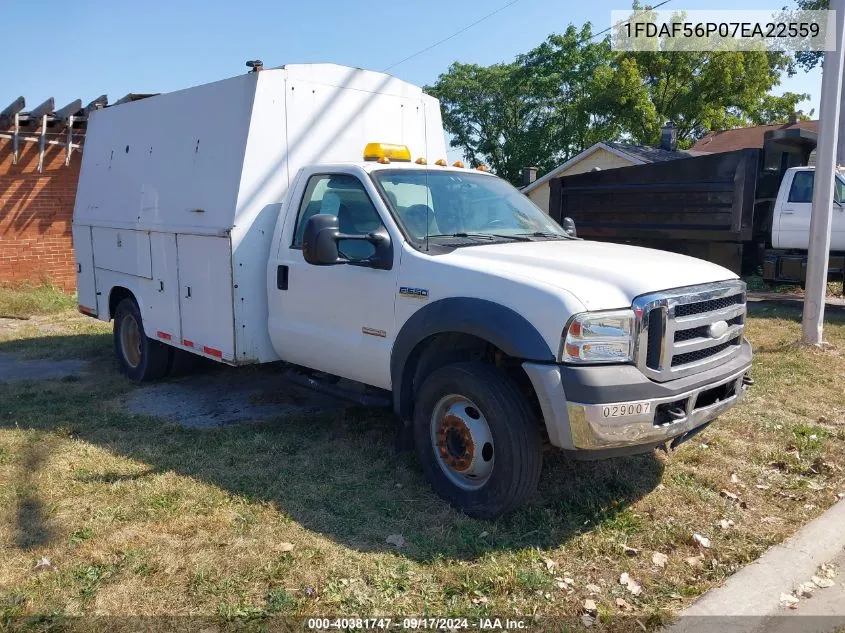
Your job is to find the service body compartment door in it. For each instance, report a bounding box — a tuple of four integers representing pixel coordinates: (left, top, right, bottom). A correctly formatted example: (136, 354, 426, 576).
(177, 234, 235, 361)
(140, 233, 181, 343)
(72, 225, 97, 314)
(91, 227, 152, 278)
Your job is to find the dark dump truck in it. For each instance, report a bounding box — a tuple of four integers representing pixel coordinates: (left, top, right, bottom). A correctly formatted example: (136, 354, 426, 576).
(548, 129, 845, 284)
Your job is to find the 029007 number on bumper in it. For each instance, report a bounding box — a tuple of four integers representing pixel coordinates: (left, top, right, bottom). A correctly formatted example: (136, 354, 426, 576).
(522, 348, 752, 455)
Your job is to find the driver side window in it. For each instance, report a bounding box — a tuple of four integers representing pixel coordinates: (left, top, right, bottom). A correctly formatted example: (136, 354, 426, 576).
(292, 174, 384, 260)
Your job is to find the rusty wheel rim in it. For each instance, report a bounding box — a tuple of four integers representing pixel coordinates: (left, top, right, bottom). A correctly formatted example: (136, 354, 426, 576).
(430, 394, 494, 491)
(119, 313, 142, 369)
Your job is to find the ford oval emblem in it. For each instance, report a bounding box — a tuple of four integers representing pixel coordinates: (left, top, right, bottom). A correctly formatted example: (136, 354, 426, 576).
(707, 320, 729, 339)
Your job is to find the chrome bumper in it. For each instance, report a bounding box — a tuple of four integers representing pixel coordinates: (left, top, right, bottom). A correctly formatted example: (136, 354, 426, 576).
(523, 359, 752, 453)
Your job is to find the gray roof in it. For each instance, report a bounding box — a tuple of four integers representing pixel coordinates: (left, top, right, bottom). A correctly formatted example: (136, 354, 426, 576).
(604, 141, 688, 163)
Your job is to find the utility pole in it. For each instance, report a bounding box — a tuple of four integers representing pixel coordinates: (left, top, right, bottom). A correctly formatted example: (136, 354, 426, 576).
(802, 0, 845, 345)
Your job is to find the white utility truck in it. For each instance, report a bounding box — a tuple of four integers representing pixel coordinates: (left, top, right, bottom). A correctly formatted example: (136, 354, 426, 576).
(73, 64, 753, 518)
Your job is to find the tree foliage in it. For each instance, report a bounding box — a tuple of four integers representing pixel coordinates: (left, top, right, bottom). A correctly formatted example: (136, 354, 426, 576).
(426, 25, 615, 184)
(613, 48, 805, 147)
(794, 0, 826, 71)
(426, 11, 808, 184)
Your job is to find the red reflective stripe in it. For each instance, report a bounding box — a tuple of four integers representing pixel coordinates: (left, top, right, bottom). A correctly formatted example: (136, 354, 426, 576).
(78, 305, 97, 316)
(182, 340, 194, 347)
(157, 331, 172, 341)
(203, 346, 223, 358)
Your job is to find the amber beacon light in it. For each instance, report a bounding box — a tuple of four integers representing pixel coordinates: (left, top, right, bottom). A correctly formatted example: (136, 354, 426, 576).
(363, 143, 412, 162)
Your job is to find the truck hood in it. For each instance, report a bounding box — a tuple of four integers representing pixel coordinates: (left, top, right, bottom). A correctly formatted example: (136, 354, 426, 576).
(446, 240, 738, 311)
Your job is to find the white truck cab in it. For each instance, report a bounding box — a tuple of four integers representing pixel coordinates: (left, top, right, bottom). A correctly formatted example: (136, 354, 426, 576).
(772, 166, 845, 251)
(72, 64, 752, 518)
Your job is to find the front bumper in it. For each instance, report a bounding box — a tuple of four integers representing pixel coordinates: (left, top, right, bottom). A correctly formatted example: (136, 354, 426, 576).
(523, 339, 752, 456)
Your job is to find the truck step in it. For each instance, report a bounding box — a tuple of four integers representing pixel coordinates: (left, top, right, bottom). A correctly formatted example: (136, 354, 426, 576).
(283, 369, 391, 408)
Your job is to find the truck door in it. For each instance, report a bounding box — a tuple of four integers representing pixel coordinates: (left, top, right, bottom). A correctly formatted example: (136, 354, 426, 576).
(775, 170, 845, 251)
(268, 167, 399, 389)
(72, 224, 97, 315)
(834, 176, 845, 251)
(775, 170, 813, 249)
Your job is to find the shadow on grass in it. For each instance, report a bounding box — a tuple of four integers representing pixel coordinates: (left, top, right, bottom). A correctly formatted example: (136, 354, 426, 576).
(0, 333, 112, 361)
(13, 436, 56, 550)
(0, 338, 663, 563)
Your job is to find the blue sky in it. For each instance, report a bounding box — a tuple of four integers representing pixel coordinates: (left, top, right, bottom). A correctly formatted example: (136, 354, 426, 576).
(0, 0, 821, 126)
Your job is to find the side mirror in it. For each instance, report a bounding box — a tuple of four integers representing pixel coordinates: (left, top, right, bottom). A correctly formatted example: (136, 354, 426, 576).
(302, 213, 393, 270)
(562, 216, 577, 238)
(303, 214, 343, 265)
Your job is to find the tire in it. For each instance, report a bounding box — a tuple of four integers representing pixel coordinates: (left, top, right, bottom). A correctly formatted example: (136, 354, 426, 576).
(113, 297, 171, 382)
(413, 360, 542, 519)
(167, 347, 201, 377)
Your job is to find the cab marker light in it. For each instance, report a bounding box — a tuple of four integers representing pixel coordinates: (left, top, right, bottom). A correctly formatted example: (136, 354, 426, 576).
(434, 159, 447, 166)
(415, 157, 427, 165)
(452, 160, 464, 168)
(476, 165, 489, 171)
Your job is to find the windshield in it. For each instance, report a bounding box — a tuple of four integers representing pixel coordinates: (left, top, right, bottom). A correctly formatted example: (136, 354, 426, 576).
(371, 170, 568, 243)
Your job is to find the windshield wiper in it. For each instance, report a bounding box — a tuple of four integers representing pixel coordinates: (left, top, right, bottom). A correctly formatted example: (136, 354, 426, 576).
(517, 231, 569, 239)
(427, 232, 531, 242)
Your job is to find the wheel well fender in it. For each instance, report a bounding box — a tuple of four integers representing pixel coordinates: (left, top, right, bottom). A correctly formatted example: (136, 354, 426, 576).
(107, 285, 138, 320)
(390, 298, 554, 419)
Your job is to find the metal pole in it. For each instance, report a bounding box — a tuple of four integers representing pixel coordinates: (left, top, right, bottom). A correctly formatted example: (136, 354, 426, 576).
(802, 0, 845, 344)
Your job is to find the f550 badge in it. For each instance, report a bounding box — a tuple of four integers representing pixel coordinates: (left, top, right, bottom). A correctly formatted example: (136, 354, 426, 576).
(399, 287, 429, 299)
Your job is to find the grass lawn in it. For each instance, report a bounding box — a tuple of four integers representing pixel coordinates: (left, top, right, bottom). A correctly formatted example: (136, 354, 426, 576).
(1, 287, 845, 631)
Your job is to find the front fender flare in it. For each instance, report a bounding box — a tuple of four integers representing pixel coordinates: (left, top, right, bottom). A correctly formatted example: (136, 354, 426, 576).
(390, 297, 555, 417)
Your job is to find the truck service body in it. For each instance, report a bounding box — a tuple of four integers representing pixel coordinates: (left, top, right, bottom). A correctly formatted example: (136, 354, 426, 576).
(73, 64, 753, 517)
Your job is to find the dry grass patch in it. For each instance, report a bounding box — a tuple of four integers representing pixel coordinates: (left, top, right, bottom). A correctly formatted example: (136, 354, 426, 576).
(1, 294, 845, 631)
(0, 285, 77, 319)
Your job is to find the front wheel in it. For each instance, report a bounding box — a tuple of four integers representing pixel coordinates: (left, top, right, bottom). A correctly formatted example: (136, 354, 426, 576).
(413, 361, 542, 519)
(113, 297, 171, 382)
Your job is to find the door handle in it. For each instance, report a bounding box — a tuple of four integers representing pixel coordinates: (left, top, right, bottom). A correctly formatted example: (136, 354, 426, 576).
(277, 265, 289, 290)
(782, 210, 795, 215)
(184, 286, 191, 299)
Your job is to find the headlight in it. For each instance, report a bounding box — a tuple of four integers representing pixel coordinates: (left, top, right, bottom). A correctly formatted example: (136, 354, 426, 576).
(560, 309, 635, 364)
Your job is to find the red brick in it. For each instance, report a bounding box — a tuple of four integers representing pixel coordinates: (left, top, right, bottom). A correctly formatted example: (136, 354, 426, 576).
(0, 136, 79, 291)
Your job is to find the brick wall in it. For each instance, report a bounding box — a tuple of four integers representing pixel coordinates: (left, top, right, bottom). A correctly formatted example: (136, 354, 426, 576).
(0, 136, 81, 292)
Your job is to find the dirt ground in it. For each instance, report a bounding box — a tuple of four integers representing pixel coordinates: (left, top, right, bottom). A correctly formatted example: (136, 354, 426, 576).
(123, 365, 344, 428)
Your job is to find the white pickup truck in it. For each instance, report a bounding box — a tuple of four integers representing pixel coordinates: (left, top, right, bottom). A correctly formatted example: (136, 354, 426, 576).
(72, 64, 752, 518)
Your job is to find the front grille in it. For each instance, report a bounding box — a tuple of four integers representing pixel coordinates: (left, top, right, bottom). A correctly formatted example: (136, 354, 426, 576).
(646, 309, 664, 368)
(674, 294, 744, 318)
(671, 336, 741, 367)
(634, 281, 747, 382)
(674, 314, 743, 342)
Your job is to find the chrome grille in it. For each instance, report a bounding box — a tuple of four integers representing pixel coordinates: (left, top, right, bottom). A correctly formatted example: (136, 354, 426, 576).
(633, 280, 746, 382)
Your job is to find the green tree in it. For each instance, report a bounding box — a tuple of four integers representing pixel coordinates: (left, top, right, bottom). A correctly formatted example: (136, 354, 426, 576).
(612, 5, 808, 145)
(612, 48, 808, 146)
(793, 0, 826, 71)
(426, 25, 619, 185)
(427, 12, 808, 182)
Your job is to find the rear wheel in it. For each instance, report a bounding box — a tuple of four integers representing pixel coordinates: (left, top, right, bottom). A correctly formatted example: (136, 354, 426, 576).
(413, 361, 542, 519)
(113, 298, 170, 381)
